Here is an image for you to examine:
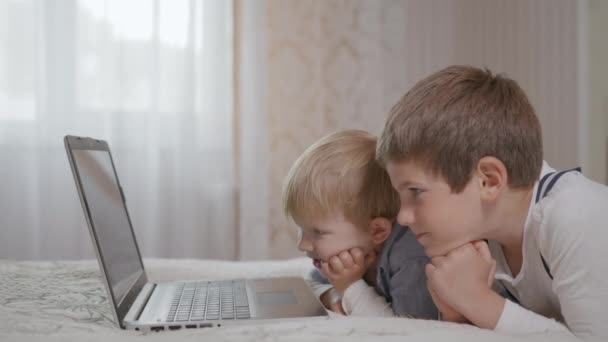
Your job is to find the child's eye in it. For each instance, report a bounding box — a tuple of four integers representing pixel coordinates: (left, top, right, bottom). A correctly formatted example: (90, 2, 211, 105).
(409, 188, 423, 197)
(313, 229, 330, 237)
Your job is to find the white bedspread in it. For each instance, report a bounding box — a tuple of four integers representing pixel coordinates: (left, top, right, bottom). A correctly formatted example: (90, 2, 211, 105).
(0, 258, 577, 342)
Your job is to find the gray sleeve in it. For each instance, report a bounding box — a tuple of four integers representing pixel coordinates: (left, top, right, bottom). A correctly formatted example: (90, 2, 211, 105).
(388, 256, 438, 319)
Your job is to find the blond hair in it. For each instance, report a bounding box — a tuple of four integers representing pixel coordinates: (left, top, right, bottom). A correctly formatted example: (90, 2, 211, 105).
(283, 130, 399, 227)
(377, 65, 543, 192)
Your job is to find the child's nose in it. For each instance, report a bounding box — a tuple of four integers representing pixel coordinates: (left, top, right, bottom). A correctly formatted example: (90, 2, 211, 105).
(397, 205, 415, 226)
(297, 234, 313, 252)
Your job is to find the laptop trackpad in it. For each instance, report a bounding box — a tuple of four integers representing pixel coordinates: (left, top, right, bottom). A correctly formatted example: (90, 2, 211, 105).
(256, 291, 297, 306)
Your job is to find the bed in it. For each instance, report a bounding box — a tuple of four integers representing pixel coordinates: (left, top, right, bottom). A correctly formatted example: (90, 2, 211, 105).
(0, 258, 577, 342)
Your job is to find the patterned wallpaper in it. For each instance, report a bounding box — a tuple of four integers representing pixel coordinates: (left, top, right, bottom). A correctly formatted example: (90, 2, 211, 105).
(265, 0, 581, 259)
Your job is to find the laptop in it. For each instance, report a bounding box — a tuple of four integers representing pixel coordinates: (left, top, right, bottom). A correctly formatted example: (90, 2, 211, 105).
(64, 135, 327, 332)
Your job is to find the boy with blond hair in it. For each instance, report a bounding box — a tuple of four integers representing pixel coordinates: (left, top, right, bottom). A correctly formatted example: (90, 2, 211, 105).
(377, 65, 608, 339)
(282, 129, 437, 318)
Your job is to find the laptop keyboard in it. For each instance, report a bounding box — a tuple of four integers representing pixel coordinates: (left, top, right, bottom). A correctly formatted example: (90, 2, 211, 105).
(166, 280, 251, 322)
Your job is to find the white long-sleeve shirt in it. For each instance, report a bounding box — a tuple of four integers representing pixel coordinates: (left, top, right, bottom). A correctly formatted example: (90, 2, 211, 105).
(306, 275, 396, 316)
(341, 279, 396, 316)
(488, 162, 608, 340)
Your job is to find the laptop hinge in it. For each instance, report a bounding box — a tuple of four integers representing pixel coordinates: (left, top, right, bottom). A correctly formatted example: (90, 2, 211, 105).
(123, 283, 156, 325)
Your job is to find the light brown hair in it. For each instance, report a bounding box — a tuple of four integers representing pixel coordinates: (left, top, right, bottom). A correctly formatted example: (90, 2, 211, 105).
(377, 65, 543, 192)
(283, 130, 399, 227)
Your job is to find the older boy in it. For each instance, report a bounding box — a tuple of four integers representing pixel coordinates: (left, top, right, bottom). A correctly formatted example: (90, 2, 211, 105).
(282, 130, 438, 318)
(377, 65, 608, 339)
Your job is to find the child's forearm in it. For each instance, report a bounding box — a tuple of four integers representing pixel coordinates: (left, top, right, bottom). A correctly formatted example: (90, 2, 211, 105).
(460, 288, 505, 329)
(320, 289, 345, 315)
(439, 311, 470, 324)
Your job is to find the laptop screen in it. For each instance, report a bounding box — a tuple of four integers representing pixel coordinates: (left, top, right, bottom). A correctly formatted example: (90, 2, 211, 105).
(71, 148, 144, 309)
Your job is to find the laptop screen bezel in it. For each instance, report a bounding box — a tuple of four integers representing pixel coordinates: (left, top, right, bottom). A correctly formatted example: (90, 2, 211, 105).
(64, 135, 148, 328)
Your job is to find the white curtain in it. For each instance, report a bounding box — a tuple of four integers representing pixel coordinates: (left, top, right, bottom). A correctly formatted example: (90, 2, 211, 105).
(0, 0, 238, 260)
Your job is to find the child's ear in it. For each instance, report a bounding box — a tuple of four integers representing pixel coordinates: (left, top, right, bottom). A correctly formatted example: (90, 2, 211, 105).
(369, 217, 393, 246)
(476, 156, 507, 201)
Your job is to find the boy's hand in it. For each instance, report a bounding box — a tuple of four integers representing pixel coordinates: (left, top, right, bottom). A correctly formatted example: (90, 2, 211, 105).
(472, 240, 497, 287)
(320, 248, 376, 294)
(428, 240, 496, 323)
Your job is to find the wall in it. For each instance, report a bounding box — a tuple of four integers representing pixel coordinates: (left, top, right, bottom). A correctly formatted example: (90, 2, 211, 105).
(588, 0, 608, 184)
